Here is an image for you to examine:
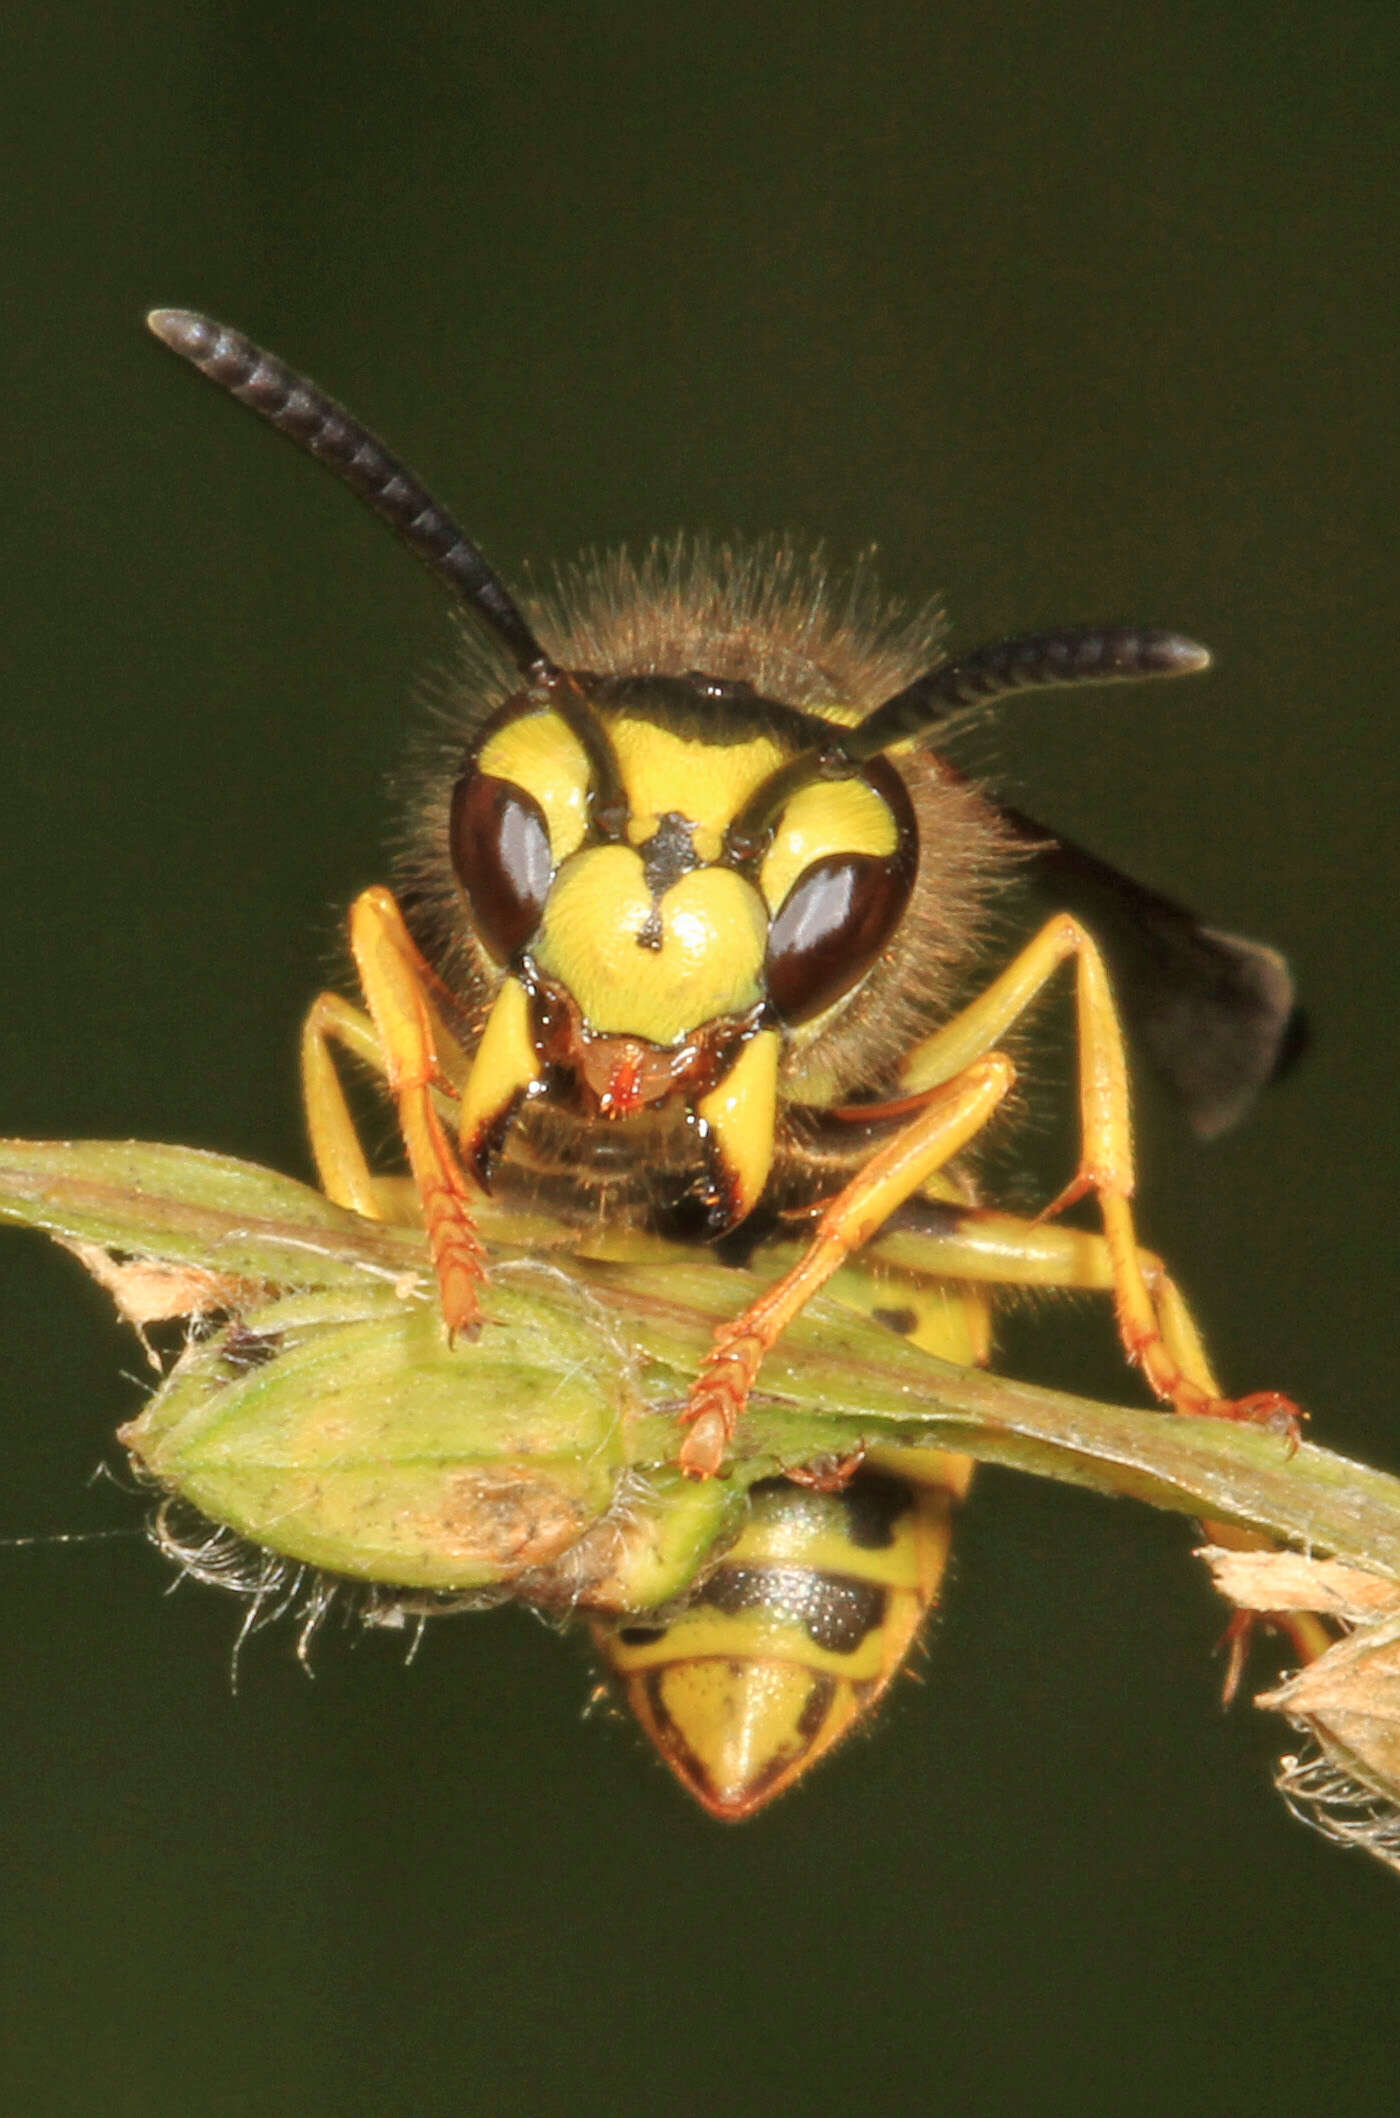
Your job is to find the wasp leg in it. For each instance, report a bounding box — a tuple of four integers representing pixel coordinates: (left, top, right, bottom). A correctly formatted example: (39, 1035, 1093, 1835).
(808, 1262, 986, 1502)
(301, 991, 417, 1224)
(857, 1202, 1328, 1668)
(302, 987, 606, 1269)
(679, 1054, 1015, 1477)
(893, 912, 1298, 1433)
(865, 1204, 1218, 1379)
(323, 886, 485, 1336)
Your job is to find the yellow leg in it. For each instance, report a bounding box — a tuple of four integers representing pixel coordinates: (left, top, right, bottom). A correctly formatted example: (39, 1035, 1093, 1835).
(679, 1055, 1016, 1476)
(302, 985, 468, 1230)
(896, 912, 1296, 1432)
(302, 991, 405, 1220)
(854, 1201, 1324, 1667)
(864, 1204, 1221, 1388)
(681, 912, 1300, 1478)
(301, 983, 602, 1260)
(338, 886, 485, 1335)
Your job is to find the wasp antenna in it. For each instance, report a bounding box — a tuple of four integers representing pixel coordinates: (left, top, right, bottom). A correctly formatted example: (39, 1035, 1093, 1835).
(146, 308, 557, 682)
(845, 626, 1212, 762)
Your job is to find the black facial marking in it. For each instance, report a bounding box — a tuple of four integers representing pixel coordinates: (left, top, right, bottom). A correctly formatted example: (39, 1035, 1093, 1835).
(636, 906, 665, 950)
(639, 811, 702, 895)
(590, 671, 825, 752)
(682, 670, 759, 702)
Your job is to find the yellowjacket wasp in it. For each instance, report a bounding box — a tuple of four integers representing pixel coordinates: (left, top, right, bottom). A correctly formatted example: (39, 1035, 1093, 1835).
(147, 310, 1300, 1815)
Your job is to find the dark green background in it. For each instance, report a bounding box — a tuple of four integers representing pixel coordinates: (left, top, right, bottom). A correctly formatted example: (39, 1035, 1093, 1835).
(4, 5, 1397, 2113)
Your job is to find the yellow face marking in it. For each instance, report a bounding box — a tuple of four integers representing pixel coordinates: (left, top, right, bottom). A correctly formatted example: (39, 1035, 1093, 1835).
(457, 975, 543, 1158)
(758, 775, 898, 915)
(606, 716, 788, 865)
(694, 1029, 780, 1222)
(477, 710, 592, 865)
(534, 847, 767, 1042)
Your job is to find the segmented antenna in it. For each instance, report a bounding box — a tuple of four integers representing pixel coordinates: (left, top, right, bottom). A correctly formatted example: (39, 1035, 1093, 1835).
(146, 308, 557, 682)
(845, 626, 1211, 763)
(725, 626, 1211, 860)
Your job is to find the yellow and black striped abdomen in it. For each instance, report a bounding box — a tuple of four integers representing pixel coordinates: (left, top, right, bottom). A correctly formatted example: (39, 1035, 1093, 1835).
(592, 1200, 986, 1816)
(593, 1467, 957, 1819)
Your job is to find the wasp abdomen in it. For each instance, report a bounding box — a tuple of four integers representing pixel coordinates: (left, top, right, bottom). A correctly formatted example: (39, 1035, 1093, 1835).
(593, 1469, 954, 1819)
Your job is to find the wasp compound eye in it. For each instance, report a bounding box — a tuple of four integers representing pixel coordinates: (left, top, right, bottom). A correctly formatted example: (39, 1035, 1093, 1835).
(765, 851, 913, 1023)
(762, 762, 917, 1025)
(449, 765, 554, 963)
(450, 695, 598, 961)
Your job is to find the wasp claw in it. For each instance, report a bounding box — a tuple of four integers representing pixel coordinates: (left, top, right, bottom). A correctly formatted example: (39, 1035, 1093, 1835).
(678, 1409, 731, 1480)
(1188, 1387, 1305, 1454)
(1229, 1389, 1306, 1453)
(786, 1448, 868, 1492)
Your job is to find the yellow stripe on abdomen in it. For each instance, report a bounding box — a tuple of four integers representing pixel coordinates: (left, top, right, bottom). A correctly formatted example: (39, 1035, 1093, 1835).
(595, 1470, 954, 1818)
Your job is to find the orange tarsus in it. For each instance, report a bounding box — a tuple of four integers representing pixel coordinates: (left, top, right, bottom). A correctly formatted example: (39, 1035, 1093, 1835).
(1217, 1610, 1255, 1706)
(785, 1448, 868, 1492)
(677, 1408, 731, 1480)
(422, 1188, 486, 1339)
(1209, 1389, 1306, 1452)
(1116, 1303, 1305, 1446)
(1033, 1169, 1095, 1225)
(1217, 1600, 1331, 1703)
(678, 1334, 765, 1477)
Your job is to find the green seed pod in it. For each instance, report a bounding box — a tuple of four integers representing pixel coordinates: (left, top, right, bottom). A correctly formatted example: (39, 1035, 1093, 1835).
(121, 1268, 736, 1600)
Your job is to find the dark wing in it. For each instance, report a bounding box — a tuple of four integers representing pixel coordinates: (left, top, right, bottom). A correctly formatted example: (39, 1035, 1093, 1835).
(1000, 805, 1305, 1140)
